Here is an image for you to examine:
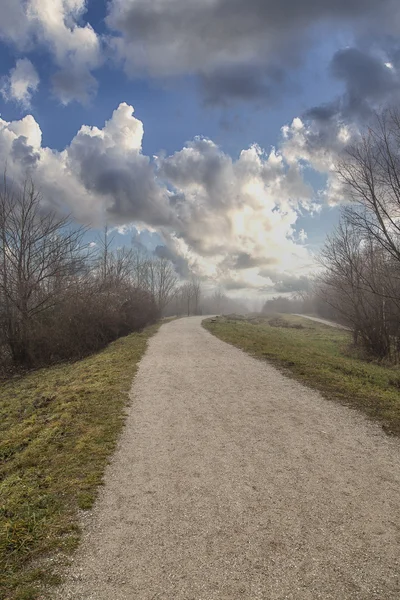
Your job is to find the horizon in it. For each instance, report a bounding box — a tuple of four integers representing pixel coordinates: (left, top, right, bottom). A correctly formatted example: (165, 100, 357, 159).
(1, 0, 400, 298)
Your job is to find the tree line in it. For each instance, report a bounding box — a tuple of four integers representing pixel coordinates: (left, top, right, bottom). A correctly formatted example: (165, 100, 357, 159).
(265, 108, 400, 362)
(0, 172, 254, 374)
(0, 180, 202, 374)
(317, 108, 400, 361)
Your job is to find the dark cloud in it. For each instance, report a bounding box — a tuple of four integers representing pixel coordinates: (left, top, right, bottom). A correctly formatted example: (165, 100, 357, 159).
(200, 65, 288, 106)
(52, 67, 98, 106)
(223, 280, 258, 291)
(159, 137, 232, 200)
(107, 0, 399, 103)
(385, 41, 400, 70)
(101, 162, 170, 226)
(108, 0, 394, 57)
(331, 48, 400, 116)
(67, 129, 175, 227)
(258, 269, 311, 293)
(154, 244, 190, 278)
(306, 47, 400, 125)
(234, 253, 277, 270)
(305, 103, 339, 123)
(11, 136, 40, 168)
(274, 275, 311, 294)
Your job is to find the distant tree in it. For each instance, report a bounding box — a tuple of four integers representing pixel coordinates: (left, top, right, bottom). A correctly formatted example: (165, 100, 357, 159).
(181, 282, 193, 316)
(190, 276, 202, 315)
(0, 175, 160, 371)
(148, 257, 178, 312)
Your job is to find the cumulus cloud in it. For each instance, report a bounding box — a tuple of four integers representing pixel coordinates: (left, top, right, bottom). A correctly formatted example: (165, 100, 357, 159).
(0, 103, 321, 294)
(0, 0, 101, 104)
(1, 59, 39, 107)
(0, 103, 173, 226)
(281, 114, 360, 205)
(106, 0, 400, 103)
(282, 48, 400, 209)
(67, 104, 175, 225)
(156, 137, 315, 288)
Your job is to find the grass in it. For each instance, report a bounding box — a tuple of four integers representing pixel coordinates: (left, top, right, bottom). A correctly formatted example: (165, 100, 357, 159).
(203, 314, 400, 436)
(0, 324, 160, 600)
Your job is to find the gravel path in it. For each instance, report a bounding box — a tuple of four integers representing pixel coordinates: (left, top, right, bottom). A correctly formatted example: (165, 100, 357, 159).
(56, 317, 400, 599)
(292, 314, 350, 330)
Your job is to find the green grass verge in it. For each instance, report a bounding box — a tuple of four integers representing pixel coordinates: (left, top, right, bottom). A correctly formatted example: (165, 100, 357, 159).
(0, 324, 160, 600)
(203, 314, 400, 436)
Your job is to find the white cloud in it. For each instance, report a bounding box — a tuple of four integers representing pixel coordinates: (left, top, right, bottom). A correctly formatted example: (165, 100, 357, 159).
(156, 137, 315, 287)
(298, 229, 308, 243)
(281, 116, 360, 205)
(0, 103, 173, 226)
(1, 59, 39, 107)
(0, 103, 320, 294)
(0, 0, 101, 104)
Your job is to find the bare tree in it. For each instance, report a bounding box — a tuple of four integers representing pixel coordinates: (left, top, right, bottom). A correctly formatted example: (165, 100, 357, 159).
(326, 107, 400, 359)
(212, 287, 224, 314)
(130, 246, 151, 291)
(96, 225, 116, 281)
(200, 288, 250, 316)
(180, 282, 193, 316)
(190, 276, 201, 315)
(317, 216, 400, 358)
(128, 246, 178, 313)
(337, 108, 400, 262)
(148, 257, 178, 313)
(0, 179, 87, 364)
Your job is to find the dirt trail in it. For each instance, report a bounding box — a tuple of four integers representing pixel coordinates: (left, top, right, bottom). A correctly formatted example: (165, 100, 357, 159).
(57, 317, 400, 599)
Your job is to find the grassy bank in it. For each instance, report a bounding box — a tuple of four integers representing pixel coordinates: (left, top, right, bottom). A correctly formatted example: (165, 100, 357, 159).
(203, 314, 400, 436)
(0, 324, 159, 600)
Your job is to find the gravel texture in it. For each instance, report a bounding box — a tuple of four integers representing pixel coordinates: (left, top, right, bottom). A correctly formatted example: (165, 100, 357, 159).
(56, 316, 400, 599)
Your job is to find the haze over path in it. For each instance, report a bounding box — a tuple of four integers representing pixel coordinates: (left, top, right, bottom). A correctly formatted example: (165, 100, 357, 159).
(57, 317, 400, 599)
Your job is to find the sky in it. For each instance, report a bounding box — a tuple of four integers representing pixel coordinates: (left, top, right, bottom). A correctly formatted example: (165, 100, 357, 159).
(1, 0, 400, 298)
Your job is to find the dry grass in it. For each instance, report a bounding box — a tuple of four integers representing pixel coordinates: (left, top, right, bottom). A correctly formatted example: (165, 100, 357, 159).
(203, 314, 400, 436)
(0, 324, 159, 600)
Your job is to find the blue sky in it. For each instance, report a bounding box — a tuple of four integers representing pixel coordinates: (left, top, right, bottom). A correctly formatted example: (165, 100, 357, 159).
(0, 0, 399, 296)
